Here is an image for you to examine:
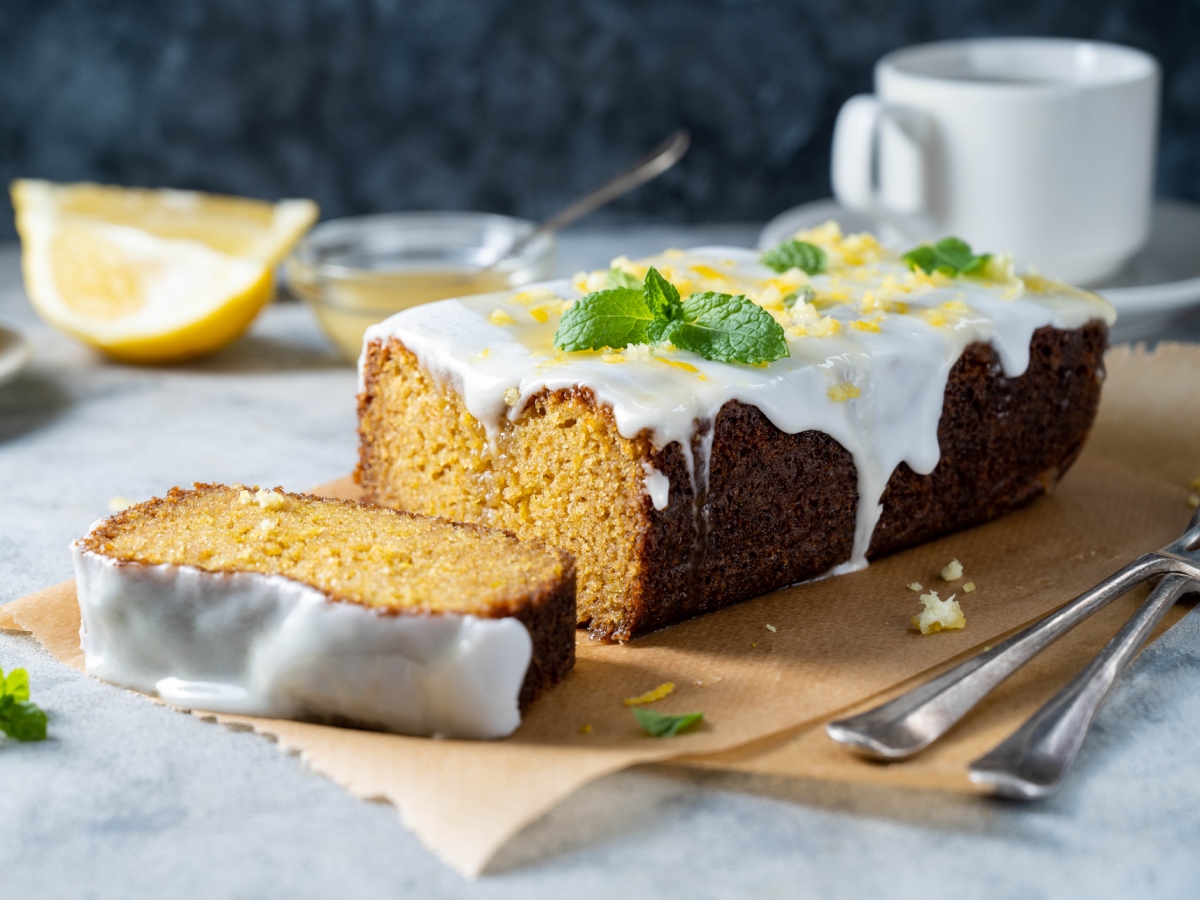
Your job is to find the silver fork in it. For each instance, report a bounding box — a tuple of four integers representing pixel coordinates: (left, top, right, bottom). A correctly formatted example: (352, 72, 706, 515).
(826, 507, 1200, 799)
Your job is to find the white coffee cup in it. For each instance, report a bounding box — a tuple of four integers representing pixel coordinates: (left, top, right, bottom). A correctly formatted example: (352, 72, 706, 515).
(831, 38, 1160, 285)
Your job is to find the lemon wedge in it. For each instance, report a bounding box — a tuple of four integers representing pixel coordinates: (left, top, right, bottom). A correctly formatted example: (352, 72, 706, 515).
(12, 180, 318, 363)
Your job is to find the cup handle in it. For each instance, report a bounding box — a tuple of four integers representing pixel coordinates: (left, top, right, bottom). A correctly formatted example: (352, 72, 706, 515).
(832, 94, 933, 220)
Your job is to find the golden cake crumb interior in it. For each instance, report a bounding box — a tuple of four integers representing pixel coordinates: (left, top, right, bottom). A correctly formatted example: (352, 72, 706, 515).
(358, 342, 648, 635)
(80, 484, 568, 616)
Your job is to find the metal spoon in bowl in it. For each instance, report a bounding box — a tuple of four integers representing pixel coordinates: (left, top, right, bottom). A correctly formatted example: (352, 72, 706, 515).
(477, 129, 690, 271)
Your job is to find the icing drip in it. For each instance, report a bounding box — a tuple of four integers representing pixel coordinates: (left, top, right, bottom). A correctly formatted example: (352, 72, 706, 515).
(686, 420, 715, 597)
(361, 242, 1114, 574)
(641, 463, 670, 511)
(73, 545, 533, 739)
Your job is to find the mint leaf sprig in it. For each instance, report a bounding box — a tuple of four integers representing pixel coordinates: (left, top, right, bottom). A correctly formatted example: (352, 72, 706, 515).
(632, 706, 704, 737)
(0, 666, 48, 742)
(554, 267, 789, 366)
(760, 239, 826, 275)
(903, 237, 991, 277)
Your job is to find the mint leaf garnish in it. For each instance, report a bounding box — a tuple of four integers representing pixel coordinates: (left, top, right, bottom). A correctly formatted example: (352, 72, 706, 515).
(761, 239, 826, 275)
(0, 666, 47, 742)
(643, 266, 684, 343)
(664, 292, 789, 365)
(553, 270, 790, 365)
(632, 706, 704, 737)
(903, 237, 991, 276)
(643, 266, 683, 321)
(553, 288, 655, 351)
(606, 268, 642, 290)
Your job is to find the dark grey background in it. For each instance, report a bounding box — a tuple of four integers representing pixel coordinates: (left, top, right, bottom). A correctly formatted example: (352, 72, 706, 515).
(0, 0, 1195, 236)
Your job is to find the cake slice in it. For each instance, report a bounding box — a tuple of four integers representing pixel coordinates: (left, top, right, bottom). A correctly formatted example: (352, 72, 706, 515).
(73, 484, 575, 739)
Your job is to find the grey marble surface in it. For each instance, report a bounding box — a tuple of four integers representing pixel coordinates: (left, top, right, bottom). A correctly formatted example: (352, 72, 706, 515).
(3, 226, 1200, 899)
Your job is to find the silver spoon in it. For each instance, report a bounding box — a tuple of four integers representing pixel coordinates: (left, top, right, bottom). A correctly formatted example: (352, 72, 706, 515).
(478, 129, 690, 271)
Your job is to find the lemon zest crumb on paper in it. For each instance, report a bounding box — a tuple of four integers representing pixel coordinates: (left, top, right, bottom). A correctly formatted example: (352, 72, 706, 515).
(624, 682, 675, 706)
(912, 590, 966, 634)
(941, 558, 963, 581)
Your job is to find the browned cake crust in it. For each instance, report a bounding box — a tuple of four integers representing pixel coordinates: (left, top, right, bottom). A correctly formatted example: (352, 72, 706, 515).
(357, 321, 1106, 641)
(630, 322, 1107, 634)
(83, 483, 577, 709)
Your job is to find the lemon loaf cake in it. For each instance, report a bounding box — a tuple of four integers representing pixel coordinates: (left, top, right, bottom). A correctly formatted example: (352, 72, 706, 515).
(356, 225, 1113, 641)
(73, 484, 575, 738)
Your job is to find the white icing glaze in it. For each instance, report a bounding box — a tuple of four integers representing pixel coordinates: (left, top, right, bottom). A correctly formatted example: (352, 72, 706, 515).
(361, 238, 1114, 572)
(641, 462, 671, 511)
(73, 544, 533, 739)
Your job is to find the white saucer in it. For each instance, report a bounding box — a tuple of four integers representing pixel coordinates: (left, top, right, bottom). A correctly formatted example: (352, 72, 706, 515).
(0, 326, 31, 387)
(759, 198, 1200, 343)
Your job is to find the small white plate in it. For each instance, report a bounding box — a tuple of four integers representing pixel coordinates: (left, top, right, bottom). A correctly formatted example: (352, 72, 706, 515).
(759, 198, 1200, 343)
(0, 326, 31, 387)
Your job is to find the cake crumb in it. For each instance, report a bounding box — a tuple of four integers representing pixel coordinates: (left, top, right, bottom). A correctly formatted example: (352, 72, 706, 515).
(1190, 494, 1200, 509)
(941, 558, 963, 581)
(694, 675, 723, 686)
(258, 518, 277, 532)
(908, 582, 923, 591)
(579, 724, 592, 735)
(239, 490, 253, 505)
(624, 682, 675, 706)
(751, 642, 757, 648)
(963, 581, 976, 593)
(254, 489, 288, 510)
(765, 623, 777, 633)
(912, 590, 966, 634)
(107, 496, 134, 513)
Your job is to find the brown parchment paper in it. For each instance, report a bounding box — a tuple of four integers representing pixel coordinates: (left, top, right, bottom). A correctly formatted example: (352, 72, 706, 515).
(4, 342, 1198, 876)
(676, 340, 1200, 789)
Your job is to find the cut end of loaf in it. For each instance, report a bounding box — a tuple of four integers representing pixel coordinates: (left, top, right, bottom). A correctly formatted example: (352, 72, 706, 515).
(356, 338, 654, 640)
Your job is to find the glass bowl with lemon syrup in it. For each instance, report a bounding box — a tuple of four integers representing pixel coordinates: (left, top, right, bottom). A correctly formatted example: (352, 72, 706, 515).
(285, 212, 555, 361)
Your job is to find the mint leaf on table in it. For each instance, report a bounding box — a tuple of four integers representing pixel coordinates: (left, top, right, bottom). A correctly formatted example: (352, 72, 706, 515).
(4, 667, 30, 702)
(605, 268, 643, 290)
(632, 706, 705, 737)
(2, 701, 48, 742)
(553, 287, 656, 351)
(663, 292, 789, 365)
(0, 666, 48, 742)
(903, 237, 991, 276)
(760, 239, 826, 275)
